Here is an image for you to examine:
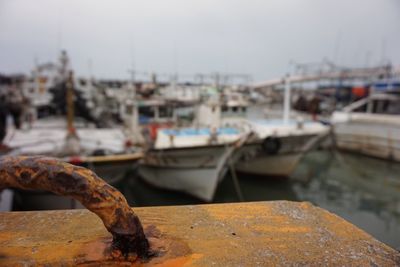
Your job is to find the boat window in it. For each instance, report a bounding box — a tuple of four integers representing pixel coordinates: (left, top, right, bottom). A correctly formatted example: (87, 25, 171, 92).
(159, 106, 173, 118)
(387, 101, 400, 114)
(222, 106, 228, 112)
(232, 106, 238, 112)
(372, 100, 389, 114)
(242, 107, 247, 113)
(139, 106, 155, 118)
(372, 99, 400, 115)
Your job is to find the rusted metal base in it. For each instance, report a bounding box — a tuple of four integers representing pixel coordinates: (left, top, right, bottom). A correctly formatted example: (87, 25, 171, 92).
(0, 201, 399, 266)
(0, 156, 150, 258)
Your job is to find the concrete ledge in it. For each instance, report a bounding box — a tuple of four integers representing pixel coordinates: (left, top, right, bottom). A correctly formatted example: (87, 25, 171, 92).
(0, 201, 399, 266)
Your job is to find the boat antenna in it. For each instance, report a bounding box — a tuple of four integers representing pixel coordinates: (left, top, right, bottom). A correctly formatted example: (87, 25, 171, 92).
(172, 41, 178, 84)
(87, 58, 93, 80)
(128, 34, 136, 86)
(380, 38, 387, 64)
(333, 31, 342, 65)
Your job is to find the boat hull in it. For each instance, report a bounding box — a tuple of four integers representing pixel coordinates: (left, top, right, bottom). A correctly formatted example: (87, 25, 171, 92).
(70, 153, 142, 184)
(138, 145, 232, 201)
(234, 134, 320, 177)
(334, 120, 400, 162)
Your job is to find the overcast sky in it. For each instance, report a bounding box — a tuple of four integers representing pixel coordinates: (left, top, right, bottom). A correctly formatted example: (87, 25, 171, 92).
(0, 0, 399, 81)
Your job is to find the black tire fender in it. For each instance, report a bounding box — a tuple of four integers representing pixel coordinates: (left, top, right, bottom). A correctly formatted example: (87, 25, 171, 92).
(262, 137, 281, 155)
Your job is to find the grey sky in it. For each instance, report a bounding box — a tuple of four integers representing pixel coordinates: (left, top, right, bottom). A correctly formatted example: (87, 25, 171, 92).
(0, 0, 399, 81)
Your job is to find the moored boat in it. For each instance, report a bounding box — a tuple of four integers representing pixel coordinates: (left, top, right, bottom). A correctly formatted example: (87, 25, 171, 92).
(139, 127, 245, 201)
(3, 116, 142, 183)
(332, 92, 400, 161)
(233, 119, 329, 177)
(221, 79, 329, 177)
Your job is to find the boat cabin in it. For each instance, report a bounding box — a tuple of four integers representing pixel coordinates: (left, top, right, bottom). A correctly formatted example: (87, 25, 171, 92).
(343, 93, 400, 115)
(221, 91, 248, 118)
(137, 99, 176, 125)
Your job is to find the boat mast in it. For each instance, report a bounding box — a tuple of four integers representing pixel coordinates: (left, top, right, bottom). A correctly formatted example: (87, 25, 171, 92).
(63, 70, 81, 156)
(283, 74, 291, 124)
(66, 71, 75, 134)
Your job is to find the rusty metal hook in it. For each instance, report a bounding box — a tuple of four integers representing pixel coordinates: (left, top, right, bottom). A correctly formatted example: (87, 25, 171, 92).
(0, 156, 150, 258)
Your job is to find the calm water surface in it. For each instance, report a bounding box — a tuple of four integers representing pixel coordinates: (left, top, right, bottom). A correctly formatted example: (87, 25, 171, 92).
(120, 150, 400, 250)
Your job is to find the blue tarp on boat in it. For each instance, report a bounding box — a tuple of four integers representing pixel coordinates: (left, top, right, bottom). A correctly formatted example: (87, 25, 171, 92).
(162, 127, 239, 136)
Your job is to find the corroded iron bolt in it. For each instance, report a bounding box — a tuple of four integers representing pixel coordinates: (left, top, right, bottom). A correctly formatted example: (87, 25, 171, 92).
(0, 156, 150, 258)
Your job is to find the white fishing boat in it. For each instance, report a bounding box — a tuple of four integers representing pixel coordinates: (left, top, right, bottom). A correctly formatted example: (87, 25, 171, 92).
(233, 119, 329, 177)
(138, 94, 247, 201)
(139, 127, 244, 201)
(332, 92, 400, 161)
(3, 117, 141, 174)
(222, 78, 329, 177)
(1, 116, 143, 210)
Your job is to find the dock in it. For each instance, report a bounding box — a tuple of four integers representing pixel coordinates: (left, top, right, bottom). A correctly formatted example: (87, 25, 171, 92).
(1, 201, 399, 266)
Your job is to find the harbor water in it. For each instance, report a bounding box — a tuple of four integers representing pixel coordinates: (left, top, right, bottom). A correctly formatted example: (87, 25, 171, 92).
(120, 149, 400, 250)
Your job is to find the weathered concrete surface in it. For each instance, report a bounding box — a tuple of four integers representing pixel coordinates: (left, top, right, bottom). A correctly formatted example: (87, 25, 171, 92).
(0, 201, 399, 266)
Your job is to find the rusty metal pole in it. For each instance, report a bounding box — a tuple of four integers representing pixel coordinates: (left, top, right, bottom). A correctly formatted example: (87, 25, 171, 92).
(66, 71, 75, 135)
(64, 71, 81, 156)
(0, 156, 150, 259)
